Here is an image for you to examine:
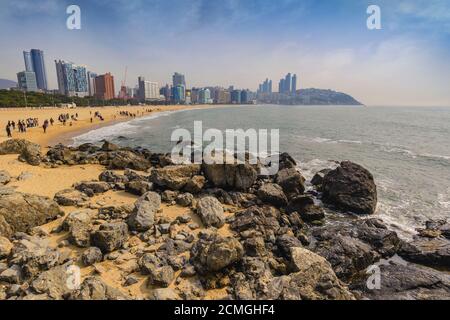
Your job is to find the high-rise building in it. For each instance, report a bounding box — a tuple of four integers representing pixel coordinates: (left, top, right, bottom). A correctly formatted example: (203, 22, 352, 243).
(27, 49, 48, 90)
(231, 90, 242, 104)
(278, 79, 285, 93)
(172, 72, 186, 87)
(284, 73, 292, 93)
(198, 88, 212, 104)
(172, 85, 185, 103)
(87, 71, 97, 96)
(55, 60, 88, 97)
(23, 51, 33, 72)
(94, 73, 115, 100)
(138, 76, 159, 101)
(17, 71, 38, 92)
(292, 74, 297, 93)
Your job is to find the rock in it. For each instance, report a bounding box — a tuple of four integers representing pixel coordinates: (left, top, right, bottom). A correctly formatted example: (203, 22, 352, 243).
(30, 264, 73, 299)
(322, 161, 377, 215)
(300, 205, 325, 223)
(231, 206, 280, 241)
(149, 288, 180, 300)
(275, 168, 306, 198)
(176, 193, 194, 207)
(399, 238, 450, 268)
(81, 247, 103, 266)
(286, 196, 324, 222)
(0, 139, 41, 166)
(8, 236, 61, 279)
(99, 170, 129, 184)
(352, 261, 450, 300)
(312, 219, 401, 280)
(91, 222, 128, 253)
(191, 234, 244, 273)
(202, 161, 258, 191)
(61, 210, 93, 247)
(0, 236, 13, 259)
(148, 265, 175, 288)
(138, 253, 162, 275)
(70, 276, 128, 300)
(74, 181, 111, 196)
(284, 247, 355, 300)
(62, 209, 93, 231)
(311, 169, 332, 188)
(125, 180, 153, 196)
(0, 192, 63, 239)
(151, 164, 201, 190)
(279, 152, 297, 170)
(101, 141, 119, 152)
(161, 190, 179, 202)
(257, 183, 288, 207)
(108, 150, 151, 171)
(127, 192, 161, 231)
(0, 170, 11, 185)
(196, 196, 225, 228)
(276, 235, 303, 256)
(184, 175, 205, 194)
(54, 189, 89, 206)
(99, 204, 133, 220)
(0, 265, 23, 284)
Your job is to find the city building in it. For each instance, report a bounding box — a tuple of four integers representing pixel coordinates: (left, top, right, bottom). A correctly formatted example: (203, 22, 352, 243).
(231, 90, 242, 104)
(172, 85, 185, 103)
(172, 72, 186, 87)
(138, 76, 159, 101)
(22, 49, 48, 90)
(292, 74, 297, 93)
(87, 71, 97, 96)
(198, 88, 212, 104)
(55, 60, 89, 97)
(258, 78, 273, 94)
(278, 73, 298, 94)
(95, 73, 115, 100)
(16, 71, 38, 92)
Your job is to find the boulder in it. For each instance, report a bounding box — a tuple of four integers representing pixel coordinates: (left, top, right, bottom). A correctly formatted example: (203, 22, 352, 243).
(30, 264, 73, 299)
(91, 222, 128, 253)
(322, 161, 377, 215)
(81, 247, 103, 266)
(101, 141, 119, 152)
(275, 168, 305, 199)
(311, 169, 332, 188)
(196, 196, 225, 228)
(191, 234, 244, 273)
(148, 265, 175, 288)
(0, 139, 42, 166)
(151, 164, 201, 190)
(184, 175, 206, 194)
(125, 180, 153, 196)
(74, 181, 111, 196)
(99, 170, 129, 184)
(176, 193, 194, 207)
(0, 192, 63, 239)
(202, 162, 257, 191)
(54, 189, 89, 206)
(127, 192, 161, 231)
(19, 143, 42, 166)
(0, 236, 13, 259)
(70, 276, 129, 300)
(0, 170, 11, 185)
(352, 262, 450, 300)
(108, 150, 151, 171)
(399, 238, 450, 268)
(257, 183, 288, 207)
(0, 265, 23, 284)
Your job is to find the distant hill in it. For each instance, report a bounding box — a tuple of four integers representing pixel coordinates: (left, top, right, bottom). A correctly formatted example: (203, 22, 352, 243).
(0, 79, 17, 90)
(296, 88, 363, 105)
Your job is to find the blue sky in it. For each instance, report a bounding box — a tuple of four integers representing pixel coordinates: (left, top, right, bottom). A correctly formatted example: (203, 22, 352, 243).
(0, 0, 449, 106)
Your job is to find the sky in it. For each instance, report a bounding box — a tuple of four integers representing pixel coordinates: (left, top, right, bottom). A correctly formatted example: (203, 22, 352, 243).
(0, 0, 449, 106)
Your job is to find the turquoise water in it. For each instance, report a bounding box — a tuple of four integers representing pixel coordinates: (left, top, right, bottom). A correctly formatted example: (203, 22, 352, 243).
(73, 105, 450, 236)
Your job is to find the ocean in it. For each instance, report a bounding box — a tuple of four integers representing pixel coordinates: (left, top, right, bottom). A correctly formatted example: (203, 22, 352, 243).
(73, 105, 450, 237)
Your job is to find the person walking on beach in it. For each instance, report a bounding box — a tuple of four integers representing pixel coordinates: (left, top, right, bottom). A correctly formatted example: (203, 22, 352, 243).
(6, 124, 12, 138)
(43, 120, 49, 133)
(50, 118, 54, 126)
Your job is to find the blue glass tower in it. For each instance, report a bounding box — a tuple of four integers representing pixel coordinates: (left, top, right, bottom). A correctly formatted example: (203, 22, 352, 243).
(30, 49, 48, 90)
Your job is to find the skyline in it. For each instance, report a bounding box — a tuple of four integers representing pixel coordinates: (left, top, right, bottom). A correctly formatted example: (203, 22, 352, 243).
(1, 0, 450, 106)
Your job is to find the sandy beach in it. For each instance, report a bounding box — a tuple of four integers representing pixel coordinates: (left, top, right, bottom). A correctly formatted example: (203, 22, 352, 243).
(0, 104, 213, 149)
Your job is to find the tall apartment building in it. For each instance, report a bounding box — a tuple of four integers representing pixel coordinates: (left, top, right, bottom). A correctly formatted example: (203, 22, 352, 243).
(17, 71, 38, 92)
(87, 71, 97, 96)
(138, 76, 159, 101)
(95, 73, 115, 100)
(55, 60, 88, 97)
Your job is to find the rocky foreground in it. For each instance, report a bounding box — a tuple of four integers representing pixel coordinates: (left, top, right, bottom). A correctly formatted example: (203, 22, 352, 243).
(0, 139, 449, 300)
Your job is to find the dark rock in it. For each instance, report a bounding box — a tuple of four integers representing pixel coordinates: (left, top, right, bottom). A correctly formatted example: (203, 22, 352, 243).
(275, 168, 306, 199)
(101, 141, 119, 152)
(399, 238, 450, 268)
(148, 265, 174, 288)
(300, 205, 325, 223)
(352, 261, 450, 300)
(0, 265, 23, 284)
(322, 161, 377, 215)
(108, 150, 151, 171)
(125, 180, 153, 196)
(81, 247, 103, 266)
(127, 192, 161, 231)
(74, 181, 111, 195)
(70, 276, 129, 300)
(161, 190, 178, 202)
(184, 175, 206, 194)
(311, 169, 332, 188)
(99, 170, 129, 184)
(276, 235, 303, 256)
(257, 183, 288, 207)
(91, 222, 128, 253)
(196, 196, 225, 228)
(176, 193, 194, 207)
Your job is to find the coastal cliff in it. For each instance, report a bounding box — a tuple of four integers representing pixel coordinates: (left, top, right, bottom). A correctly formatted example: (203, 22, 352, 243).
(0, 139, 449, 300)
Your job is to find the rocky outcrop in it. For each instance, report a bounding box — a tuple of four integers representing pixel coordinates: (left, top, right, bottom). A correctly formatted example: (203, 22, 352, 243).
(257, 183, 288, 207)
(0, 192, 63, 239)
(150, 165, 200, 191)
(399, 237, 450, 268)
(127, 192, 161, 231)
(322, 161, 377, 215)
(195, 196, 225, 228)
(275, 168, 305, 199)
(0, 139, 42, 165)
(108, 150, 151, 171)
(54, 189, 89, 206)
